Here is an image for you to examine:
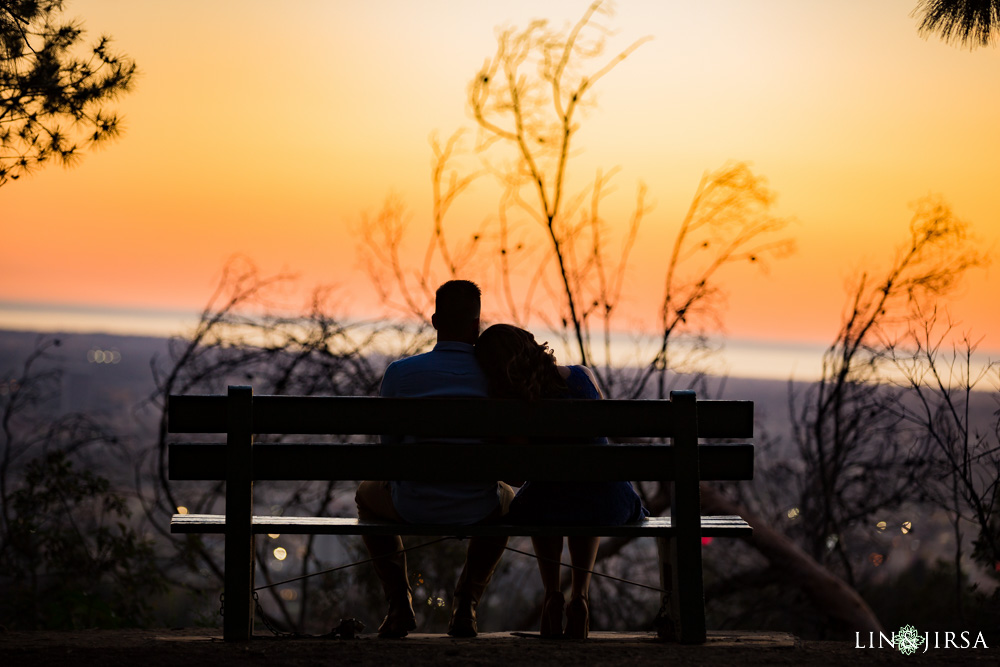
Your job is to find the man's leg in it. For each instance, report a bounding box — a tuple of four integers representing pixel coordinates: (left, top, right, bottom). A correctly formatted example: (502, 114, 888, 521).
(448, 483, 516, 637)
(356, 481, 416, 638)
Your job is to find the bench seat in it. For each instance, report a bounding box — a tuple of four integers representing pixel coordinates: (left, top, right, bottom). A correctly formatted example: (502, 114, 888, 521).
(171, 513, 753, 537)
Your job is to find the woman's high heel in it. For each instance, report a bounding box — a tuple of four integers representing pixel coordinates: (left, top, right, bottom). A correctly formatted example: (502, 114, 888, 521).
(540, 591, 565, 638)
(565, 596, 589, 639)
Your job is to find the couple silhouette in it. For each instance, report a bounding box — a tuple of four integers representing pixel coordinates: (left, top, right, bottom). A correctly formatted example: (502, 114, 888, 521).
(355, 280, 647, 640)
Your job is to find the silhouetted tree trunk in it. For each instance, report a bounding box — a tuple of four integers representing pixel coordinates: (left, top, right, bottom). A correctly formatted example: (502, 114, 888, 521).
(700, 485, 883, 634)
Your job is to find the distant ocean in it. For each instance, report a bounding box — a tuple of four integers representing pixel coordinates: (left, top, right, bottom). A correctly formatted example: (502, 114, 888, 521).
(0, 300, 200, 339)
(1, 300, 995, 385)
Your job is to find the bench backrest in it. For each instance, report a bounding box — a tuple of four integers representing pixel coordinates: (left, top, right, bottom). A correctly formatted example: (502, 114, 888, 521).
(168, 387, 754, 483)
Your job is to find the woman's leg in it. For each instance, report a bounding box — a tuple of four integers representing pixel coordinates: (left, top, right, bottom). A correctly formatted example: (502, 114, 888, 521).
(531, 536, 566, 636)
(565, 536, 599, 639)
(531, 535, 564, 593)
(567, 536, 600, 598)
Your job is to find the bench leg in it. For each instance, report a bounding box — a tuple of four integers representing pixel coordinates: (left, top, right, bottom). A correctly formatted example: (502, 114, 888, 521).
(224, 385, 255, 641)
(671, 528, 706, 643)
(224, 532, 256, 641)
(656, 535, 708, 644)
(654, 536, 676, 640)
(668, 391, 707, 644)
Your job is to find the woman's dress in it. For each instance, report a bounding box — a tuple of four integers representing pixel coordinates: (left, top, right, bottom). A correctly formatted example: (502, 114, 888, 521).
(505, 365, 649, 525)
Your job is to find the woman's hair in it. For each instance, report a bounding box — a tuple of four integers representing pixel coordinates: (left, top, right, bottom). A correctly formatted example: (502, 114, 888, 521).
(475, 324, 567, 400)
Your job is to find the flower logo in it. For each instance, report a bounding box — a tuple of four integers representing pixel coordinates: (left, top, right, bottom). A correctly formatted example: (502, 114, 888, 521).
(896, 625, 925, 655)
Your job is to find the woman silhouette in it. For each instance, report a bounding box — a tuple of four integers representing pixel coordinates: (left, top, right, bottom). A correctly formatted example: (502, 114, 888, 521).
(474, 324, 647, 639)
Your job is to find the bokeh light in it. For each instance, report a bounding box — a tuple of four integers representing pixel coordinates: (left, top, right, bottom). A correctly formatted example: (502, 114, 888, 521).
(87, 348, 121, 364)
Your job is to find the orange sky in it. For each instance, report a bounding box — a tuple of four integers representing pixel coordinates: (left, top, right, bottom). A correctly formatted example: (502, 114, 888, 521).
(2, 0, 998, 353)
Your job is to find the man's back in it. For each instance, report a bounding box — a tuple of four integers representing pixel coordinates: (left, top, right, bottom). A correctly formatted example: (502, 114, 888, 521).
(380, 341, 498, 525)
(379, 341, 488, 402)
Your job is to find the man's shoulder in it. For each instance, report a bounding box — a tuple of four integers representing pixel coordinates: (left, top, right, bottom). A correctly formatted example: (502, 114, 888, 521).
(384, 349, 439, 374)
(381, 343, 486, 398)
(386, 343, 475, 370)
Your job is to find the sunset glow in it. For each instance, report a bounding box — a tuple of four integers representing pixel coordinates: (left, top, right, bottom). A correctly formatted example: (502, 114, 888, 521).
(3, 0, 998, 355)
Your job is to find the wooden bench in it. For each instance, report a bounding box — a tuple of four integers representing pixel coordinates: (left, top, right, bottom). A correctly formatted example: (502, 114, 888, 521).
(168, 385, 754, 643)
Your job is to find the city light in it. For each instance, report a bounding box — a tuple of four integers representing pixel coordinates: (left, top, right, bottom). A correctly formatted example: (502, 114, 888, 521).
(87, 348, 121, 364)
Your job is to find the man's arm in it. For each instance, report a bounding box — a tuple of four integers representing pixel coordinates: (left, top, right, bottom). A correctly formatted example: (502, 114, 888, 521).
(378, 362, 400, 445)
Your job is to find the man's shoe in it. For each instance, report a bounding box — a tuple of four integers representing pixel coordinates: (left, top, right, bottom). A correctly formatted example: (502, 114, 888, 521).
(446, 596, 478, 638)
(377, 595, 416, 638)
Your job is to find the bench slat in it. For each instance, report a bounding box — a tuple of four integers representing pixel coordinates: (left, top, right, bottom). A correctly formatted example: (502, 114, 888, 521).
(168, 442, 754, 482)
(168, 395, 753, 439)
(170, 513, 753, 538)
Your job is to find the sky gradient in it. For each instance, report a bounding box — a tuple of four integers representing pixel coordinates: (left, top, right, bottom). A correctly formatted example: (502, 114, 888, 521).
(3, 0, 998, 354)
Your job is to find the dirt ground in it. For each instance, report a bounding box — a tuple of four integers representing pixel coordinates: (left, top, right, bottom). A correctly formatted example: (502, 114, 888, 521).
(1, 628, 997, 666)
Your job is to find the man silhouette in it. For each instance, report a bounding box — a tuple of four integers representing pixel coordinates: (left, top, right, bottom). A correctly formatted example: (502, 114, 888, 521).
(355, 280, 514, 638)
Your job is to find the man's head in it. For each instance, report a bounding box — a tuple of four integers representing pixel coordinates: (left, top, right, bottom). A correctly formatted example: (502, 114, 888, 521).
(432, 280, 481, 344)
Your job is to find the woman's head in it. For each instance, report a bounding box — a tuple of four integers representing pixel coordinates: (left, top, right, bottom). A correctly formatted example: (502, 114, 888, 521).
(475, 324, 566, 400)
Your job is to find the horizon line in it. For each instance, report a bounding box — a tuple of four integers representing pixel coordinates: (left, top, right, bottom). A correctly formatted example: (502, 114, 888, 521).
(1, 299, 998, 360)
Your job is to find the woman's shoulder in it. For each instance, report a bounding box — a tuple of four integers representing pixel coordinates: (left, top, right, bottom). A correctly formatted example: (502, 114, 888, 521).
(561, 365, 603, 399)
